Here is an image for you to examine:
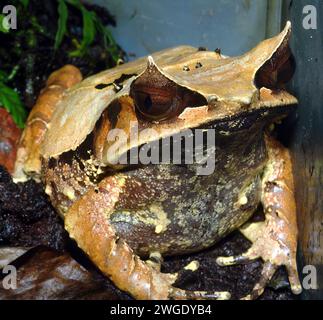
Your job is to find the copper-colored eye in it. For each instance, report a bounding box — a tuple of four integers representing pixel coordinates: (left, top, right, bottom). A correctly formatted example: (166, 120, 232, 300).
(131, 87, 179, 121)
(130, 58, 207, 121)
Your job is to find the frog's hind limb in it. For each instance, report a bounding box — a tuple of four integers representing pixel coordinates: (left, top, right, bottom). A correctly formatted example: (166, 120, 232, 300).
(64, 175, 230, 300)
(216, 134, 302, 299)
(13, 65, 82, 182)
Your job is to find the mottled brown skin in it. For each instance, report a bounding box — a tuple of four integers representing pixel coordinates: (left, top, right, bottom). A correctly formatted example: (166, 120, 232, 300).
(107, 111, 270, 256)
(15, 23, 302, 300)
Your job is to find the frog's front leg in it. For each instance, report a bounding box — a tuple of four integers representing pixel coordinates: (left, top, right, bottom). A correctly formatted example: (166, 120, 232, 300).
(216, 134, 302, 299)
(64, 176, 230, 300)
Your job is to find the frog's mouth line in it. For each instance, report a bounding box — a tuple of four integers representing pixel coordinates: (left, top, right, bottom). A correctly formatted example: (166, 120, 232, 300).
(199, 104, 296, 132)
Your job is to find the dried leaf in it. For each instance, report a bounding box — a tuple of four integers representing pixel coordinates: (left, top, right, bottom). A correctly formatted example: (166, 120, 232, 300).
(0, 247, 126, 300)
(0, 108, 21, 173)
(0, 247, 29, 269)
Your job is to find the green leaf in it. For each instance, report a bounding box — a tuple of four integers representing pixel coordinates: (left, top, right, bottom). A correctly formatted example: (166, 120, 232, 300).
(95, 19, 120, 64)
(65, 0, 81, 8)
(0, 83, 27, 128)
(30, 15, 46, 35)
(20, 0, 30, 8)
(79, 7, 96, 51)
(7, 65, 20, 81)
(68, 0, 96, 57)
(0, 70, 8, 83)
(0, 14, 9, 33)
(54, 0, 68, 50)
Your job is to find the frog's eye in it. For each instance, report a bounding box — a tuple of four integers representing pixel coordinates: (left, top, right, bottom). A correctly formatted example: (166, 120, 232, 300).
(130, 57, 206, 121)
(131, 86, 180, 121)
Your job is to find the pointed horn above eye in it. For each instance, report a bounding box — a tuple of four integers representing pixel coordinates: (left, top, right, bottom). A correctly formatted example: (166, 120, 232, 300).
(147, 55, 156, 68)
(254, 21, 294, 89)
(281, 20, 291, 36)
(285, 20, 291, 34)
(144, 54, 167, 76)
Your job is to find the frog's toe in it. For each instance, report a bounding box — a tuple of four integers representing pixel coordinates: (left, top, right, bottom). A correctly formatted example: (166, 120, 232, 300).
(242, 259, 302, 300)
(216, 217, 302, 299)
(286, 259, 303, 295)
(147, 257, 230, 300)
(146, 251, 163, 271)
(216, 247, 259, 266)
(169, 288, 231, 300)
(241, 261, 277, 300)
(172, 260, 231, 299)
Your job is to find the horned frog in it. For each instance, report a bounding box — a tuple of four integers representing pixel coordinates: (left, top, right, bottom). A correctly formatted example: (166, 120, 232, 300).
(14, 22, 302, 299)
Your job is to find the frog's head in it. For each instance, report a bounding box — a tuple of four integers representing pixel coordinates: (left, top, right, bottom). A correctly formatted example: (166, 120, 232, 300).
(130, 21, 295, 124)
(41, 22, 297, 169)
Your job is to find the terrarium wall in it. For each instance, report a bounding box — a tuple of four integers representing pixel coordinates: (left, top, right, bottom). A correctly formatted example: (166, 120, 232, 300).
(282, 0, 323, 299)
(93, 0, 282, 58)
